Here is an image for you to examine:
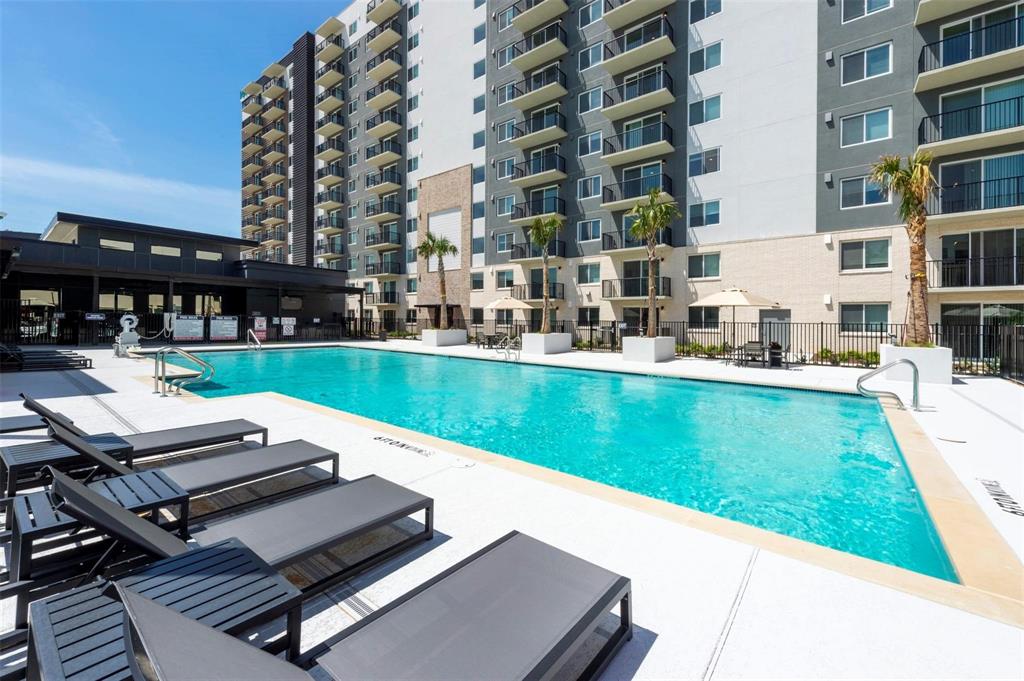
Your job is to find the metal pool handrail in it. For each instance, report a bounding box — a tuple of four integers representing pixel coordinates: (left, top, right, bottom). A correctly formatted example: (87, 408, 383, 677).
(152, 346, 215, 396)
(247, 329, 262, 351)
(857, 359, 920, 411)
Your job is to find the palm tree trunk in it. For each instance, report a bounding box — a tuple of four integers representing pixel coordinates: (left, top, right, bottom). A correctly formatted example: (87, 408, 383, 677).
(540, 250, 550, 334)
(438, 259, 448, 331)
(907, 218, 929, 345)
(647, 242, 656, 337)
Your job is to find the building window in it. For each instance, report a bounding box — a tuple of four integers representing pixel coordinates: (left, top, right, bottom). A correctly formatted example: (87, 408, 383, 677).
(471, 272, 484, 290)
(406, 247, 417, 263)
(408, 34, 420, 50)
(408, 126, 419, 142)
(579, 0, 602, 27)
(407, 187, 418, 202)
(407, 218, 418, 232)
(408, 94, 419, 110)
(839, 176, 887, 209)
(473, 59, 486, 79)
(348, 127, 358, 140)
(151, 245, 181, 257)
(689, 43, 722, 74)
(348, 100, 358, 114)
(496, 269, 515, 288)
(196, 250, 222, 261)
(578, 131, 601, 157)
(841, 43, 891, 85)
(688, 306, 719, 329)
(497, 7, 515, 30)
(579, 44, 602, 70)
(842, 0, 891, 23)
(348, 73, 358, 88)
(348, 230, 358, 245)
(840, 239, 889, 270)
(348, 45, 359, 60)
(577, 262, 600, 284)
(471, 307, 484, 324)
(472, 165, 485, 184)
(100, 238, 134, 251)
(348, 205, 358, 219)
(348, 20, 357, 35)
(578, 175, 601, 200)
(473, 94, 486, 113)
(840, 107, 891, 147)
(407, 278, 418, 293)
(578, 307, 600, 325)
(348, 152, 358, 165)
(578, 87, 602, 114)
(689, 95, 721, 125)
(840, 303, 888, 330)
(688, 200, 720, 227)
(577, 218, 601, 242)
(690, 0, 722, 24)
(497, 119, 515, 142)
(688, 253, 721, 278)
(406, 308, 419, 323)
(408, 64, 419, 80)
(472, 201, 485, 219)
(497, 309, 513, 324)
(347, 256, 357, 270)
(474, 23, 486, 43)
(409, 1, 420, 18)
(407, 156, 419, 172)
(496, 233, 514, 252)
(688, 148, 720, 176)
(497, 157, 515, 178)
(473, 130, 486, 148)
(497, 44, 515, 68)
(348, 178, 357, 192)
(497, 82, 516, 104)
(496, 195, 515, 215)
(472, 236, 485, 254)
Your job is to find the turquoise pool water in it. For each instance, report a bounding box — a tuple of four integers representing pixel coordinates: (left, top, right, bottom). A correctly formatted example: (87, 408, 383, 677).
(175, 347, 956, 580)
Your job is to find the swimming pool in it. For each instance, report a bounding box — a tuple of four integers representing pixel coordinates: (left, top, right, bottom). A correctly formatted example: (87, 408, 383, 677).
(175, 347, 956, 581)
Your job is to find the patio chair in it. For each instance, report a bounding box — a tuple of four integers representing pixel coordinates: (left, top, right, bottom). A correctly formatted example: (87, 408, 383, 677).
(735, 341, 766, 368)
(0, 413, 68, 435)
(28, 531, 632, 681)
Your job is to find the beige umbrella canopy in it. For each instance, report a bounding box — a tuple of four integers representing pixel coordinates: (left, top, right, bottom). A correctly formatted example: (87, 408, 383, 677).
(689, 288, 779, 345)
(484, 296, 533, 311)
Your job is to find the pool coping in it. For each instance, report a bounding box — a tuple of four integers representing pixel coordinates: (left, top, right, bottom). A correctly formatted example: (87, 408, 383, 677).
(144, 350, 1024, 627)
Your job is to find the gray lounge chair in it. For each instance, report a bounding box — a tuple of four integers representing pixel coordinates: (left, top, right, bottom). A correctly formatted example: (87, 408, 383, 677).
(29, 531, 632, 681)
(0, 413, 68, 435)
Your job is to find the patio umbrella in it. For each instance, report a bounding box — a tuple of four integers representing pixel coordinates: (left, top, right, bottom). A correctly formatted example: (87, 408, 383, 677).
(484, 296, 533, 311)
(688, 288, 779, 346)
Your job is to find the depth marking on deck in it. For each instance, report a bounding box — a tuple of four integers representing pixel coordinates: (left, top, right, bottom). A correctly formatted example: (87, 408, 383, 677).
(979, 479, 1024, 517)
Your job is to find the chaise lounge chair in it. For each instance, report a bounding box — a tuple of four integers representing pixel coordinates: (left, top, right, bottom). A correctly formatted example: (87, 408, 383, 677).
(28, 531, 632, 681)
(0, 413, 65, 435)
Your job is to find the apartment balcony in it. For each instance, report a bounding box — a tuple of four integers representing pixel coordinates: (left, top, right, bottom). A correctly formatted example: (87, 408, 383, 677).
(600, 227, 672, 254)
(511, 282, 565, 302)
(366, 79, 402, 111)
(927, 256, 1023, 291)
(316, 34, 344, 63)
(365, 291, 400, 306)
(260, 208, 287, 228)
(241, 81, 261, 98)
(509, 239, 565, 263)
(512, 111, 566, 148)
(506, 67, 567, 111)
(259, 226, 288, 245)
(602, 121, 674, 166)
(315, 138, 345, 162)
(263, 141, 287, 164)
(315, 62, 346, 88)
(248, 249, 287, 264)
(316, 164, 345, 187)
(365, 199, 402, 223)
(365, 227, 403, 250)
(315, 188, 345, 211)
(262, 163, 287, 185)
(315, 112, 345, 137)
(365, 139, 403, 167)
(915, 0, 991, 25)
(926, 176, 1024, 227)
(314, 214, 345, 235)
(262, 77, 286, 100)
(262, 185, 287, 207)
(603, 17, 675, 77)
(919, 97, 1024, 156)
(241, 215, 261, 232)
(367, 49, 403, 82)
(242, 95, 262, 116)
(601, 277, 671, 299)
(261, 99, 287, 123)
(510, 24, 568, 73)
(365, 261, 404, 278)
(242, 135, 262, 156)
(263, 121, 287, 143)
(241, 115, 265, 137)
(512, 0, 568, 34)
(366, 168, 403, 194)
(917, 16, 1024, 92)
(367, 0, 401, 24)
(603, 0, 674, 30)
(367, 19, 402, 54)
(602, 69, 674, 121)
(315, 87, 346, 113)
(366, 109, 403, 138)
(510, 196, 566, 225)
(242, 155, 263, 177)
(315, 239, 346, 259)
(242, 176, 262, 196)
(601, 173, 673, 212)
(241, 196, 262, 216)
(510, 153, 567, 188)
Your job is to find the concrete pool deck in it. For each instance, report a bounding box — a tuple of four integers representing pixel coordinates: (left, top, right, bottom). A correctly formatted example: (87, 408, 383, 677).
(1, 345, 1022, 679)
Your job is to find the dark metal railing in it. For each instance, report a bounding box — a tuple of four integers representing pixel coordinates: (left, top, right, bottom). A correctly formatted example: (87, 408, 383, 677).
(919, 96, 1024, 144)
(365, 199, 402, 218)
(315, 113, 345, 129)
(511, 282, 565, 300)
(242, 95, 261, 109)
(259, 227, 288, 243)
(603, 121, 673, 155)
(263, 185, 287, 199)
(259, 206, 287, 221)
(603, 69, 673, 108)
(510, 239, 566, 260)
(366, 292, 400, 305)
(263, 121, 286, 136)
(263, 163, 286, 178)
(367, 79, 403, 100)
(262, 77, 286, 93)
(367, 18, 403, 40)
(601, 227, 672, 251)
(366, 108, 403, 131)
(919, 15, 1024, 73)
(366, 139, 403, 159)
(315, 189, 345, 204)
(314, 214, 345, 230)
(513, 111, 566, 139)
(367, 49, 403, 71)
(366, 168, 403, 189)
(604, 16, 673, 60)
(242, 154, 262, 168)
(242, 177, 262, 189)
(242, 135, 262, 149)
(316, 139, 344, 155)
(242, 115, 265, 129)
(511, 23, 567, 58)
(927, 256, 1022, 288)
(602, 173, 673, 204)
(265, 142, 287, 156)
(602, 277, 671, 298)
(927, 176, 1024, 215)
(315, 164, 345, 180)
(315, 62, 346, 80)
(315, 87, 346, 106)
(261, 99, 286, 114)
(315, 239, 345, 256)
(365, 228, 403, 247)
(315, 34, 344, 55)
(511, 153, 565, 180)
(511, 196, 565, 220)
(503, 67, 567, 105)
(365, 260, 404, 275)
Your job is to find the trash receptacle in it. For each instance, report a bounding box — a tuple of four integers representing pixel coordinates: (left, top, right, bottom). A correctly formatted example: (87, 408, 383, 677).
(378, 329, 387, 342)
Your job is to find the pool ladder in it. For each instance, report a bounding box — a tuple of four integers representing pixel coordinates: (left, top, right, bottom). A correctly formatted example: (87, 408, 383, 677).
(247, 329, 262, 351)
(152, 346, 215, 396)
(857, 359, 920, 411)
(496, 334, 520, 362)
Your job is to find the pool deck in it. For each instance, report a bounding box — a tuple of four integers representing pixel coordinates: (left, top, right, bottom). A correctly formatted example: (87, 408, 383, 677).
(2, 344, 1022, 679)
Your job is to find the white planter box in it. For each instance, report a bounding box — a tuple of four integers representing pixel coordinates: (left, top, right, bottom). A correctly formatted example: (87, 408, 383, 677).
(521, 332, 572, 355)
(623, 336, 676, 363)
(879, 344, 952, 384)
(422, 329, 467, 347)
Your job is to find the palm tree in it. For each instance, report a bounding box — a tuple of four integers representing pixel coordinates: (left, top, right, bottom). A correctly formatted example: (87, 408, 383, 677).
(416, 231, 459, 331)
(626, 188, 681, 337)
(869, 151, 936, 346)
(525, 216, 563, 334)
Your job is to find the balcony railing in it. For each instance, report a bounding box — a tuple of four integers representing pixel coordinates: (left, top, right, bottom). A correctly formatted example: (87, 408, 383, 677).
(365, 228, 403, 247)
(511, 282, 565, 301)
(316, 113, 346, 129)
(316, 87, 346, 106)
(502, 67, 567, 105)
(262, 77, 286, 94)
(242, 177, 262, 190)
(601, 227, 671, 251)
(603, 121, 673, 154)
(315, 189, 345, 204)
(314, 215, 345, 230)
(511, 23, 567, 58)
(919, 96, 1024, 144)
(604, 69, 673, 108)
(603, 16, 673, 60)
(259, 227, 288, 243)
(602, 173, 673, 204)
(366, 79, 403, 100)
(315, 240, 346, 256)
(265, 141, 287, 157)
(927, 256, 1022, 288)
(513, 111, 566, 139)
(263, 185, 287, 200)
(367, 49, 403, 71)
(366, 109, 403, 131)
(919, 15, 1024, 73)
(367, 18, 403, 41)
(509, 239, 566, 260)
(365, 261, 404, 275)
(927, 176, 1024, 215)
(316, 165, 345, 181)
(366, 168, 403, 189)
(511, 153, 566, 180)
(511, 196, 565, 220)
(365, 199, 402, 218)
(315, 62, 346, 81)
(263, 121, 286, 137)
(316, 139, 345, 155)
(367, 292, 400, 305)
(602, 277, 671, 298)
(366, 139, 403, 160)
(315, 34, 344, 55)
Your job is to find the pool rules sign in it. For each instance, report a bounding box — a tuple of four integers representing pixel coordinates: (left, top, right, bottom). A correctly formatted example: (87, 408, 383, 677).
(282, 317, 296, 337)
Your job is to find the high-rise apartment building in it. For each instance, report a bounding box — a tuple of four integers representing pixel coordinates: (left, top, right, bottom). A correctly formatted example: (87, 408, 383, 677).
(241, 0, 1023, 331)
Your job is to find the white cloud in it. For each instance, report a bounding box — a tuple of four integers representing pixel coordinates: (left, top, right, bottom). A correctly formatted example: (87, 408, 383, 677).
(0, 155, 239, 236)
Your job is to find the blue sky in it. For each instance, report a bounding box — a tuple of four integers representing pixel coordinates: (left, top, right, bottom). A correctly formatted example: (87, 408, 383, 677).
(0, 0, 350, 236)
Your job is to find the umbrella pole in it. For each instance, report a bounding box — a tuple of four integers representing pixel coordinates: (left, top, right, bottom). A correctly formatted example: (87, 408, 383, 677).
(732, 306, 736, 348)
